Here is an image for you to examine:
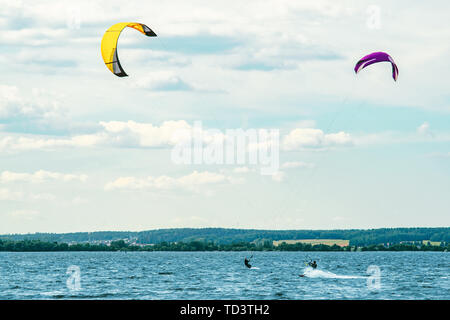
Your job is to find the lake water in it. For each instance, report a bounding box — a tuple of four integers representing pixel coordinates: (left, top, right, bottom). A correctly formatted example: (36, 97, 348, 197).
(0, 251, 448, 300)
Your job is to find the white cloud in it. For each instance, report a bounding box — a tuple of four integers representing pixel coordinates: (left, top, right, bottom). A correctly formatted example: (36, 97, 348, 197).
(417, 122, 432, 136)
(170, 215, 208, 227)
(233, 166, 251, 173)
(129, 72, 192, 91)
(0, 188, 58, 202)
(0, 28, 68, 46)
(98, 120, 192, 147)
(0, 85, 64, 120)
(426, 152, 450, 159)
(282, 128, 352, 150)
(0, 120, 192, 152)
(71, 196, 88, 205)
(8, 210, 40, 220)
(0, 134, 102, 152)
(226, 34, 342, 71)
(105, 170, 237, 193)
(0, 188, 23, 201)
(0, 170, 87, 183)
(281, 161, 315, 169)
(417, 122, 429, 134)
(353, 130, 450, 146)
(271, 171, 285, 182)
(332, 216, 347, 222)
(29, 193, 57, 201)
(294, 120, 317, 128)
(3, 118, 450, 157)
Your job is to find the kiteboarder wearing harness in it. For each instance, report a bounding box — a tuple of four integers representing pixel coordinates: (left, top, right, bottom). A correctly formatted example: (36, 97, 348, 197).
(299, 259, 317, 277)
(244, 255, 253, 268)
(308, 260, 317, 269)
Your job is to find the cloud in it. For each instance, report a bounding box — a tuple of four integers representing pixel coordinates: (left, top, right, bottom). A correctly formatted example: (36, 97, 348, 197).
(0, 85, 70, 134)
(0, 134, 100, 151)
(230, 38, 343, 71)
(3, 118, 450, 156)
(0, 187, 57, 202)
(0, 120, 273, 152)
(0, 120, 192, 152)
(417, 122, 434, 138)
(8, 209, 40, 220)
(0, 170, 88, 183)
(151, 34, 242, 55)
(116, 48, 191, 68)
(29, 193, 57, 201)
(8, 50, 78, 68)
(294, 120, 317, 128)
(281, 161, 315, 169)
(271, 171, 285, 182)
(105, 170, 237, 193)
(233, 166, 251, 173)
(71, 196, 88, 205)
(352, 130, 450, 147)
(417, 122, 429, 134)
(0, 85, 64, 120)
(282, 128, 352, 150)
(98, 120, 193, 147)
(170, 215, 209, 227)
(0, 28, 68, 46)
(426, 152, 450, 159)
(129, 72, 193, 91)
(0, 188, 23, 200)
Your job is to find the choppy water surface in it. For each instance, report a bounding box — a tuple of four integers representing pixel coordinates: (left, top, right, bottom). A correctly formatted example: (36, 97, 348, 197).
(0, 251, 448, 299)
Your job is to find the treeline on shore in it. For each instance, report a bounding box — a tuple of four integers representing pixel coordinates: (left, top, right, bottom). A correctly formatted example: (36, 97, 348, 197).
(1, 227, 448, 246)
(0, 239, 448, 252)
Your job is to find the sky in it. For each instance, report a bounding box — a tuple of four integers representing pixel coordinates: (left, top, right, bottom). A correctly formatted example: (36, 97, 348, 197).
(0, 0, 449, 234)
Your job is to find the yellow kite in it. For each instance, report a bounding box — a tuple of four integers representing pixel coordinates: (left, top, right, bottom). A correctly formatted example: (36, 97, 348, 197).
(101, 22, 157, 77)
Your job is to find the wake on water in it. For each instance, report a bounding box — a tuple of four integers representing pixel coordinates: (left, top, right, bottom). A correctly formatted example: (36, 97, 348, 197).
(302, 267, 365, 279)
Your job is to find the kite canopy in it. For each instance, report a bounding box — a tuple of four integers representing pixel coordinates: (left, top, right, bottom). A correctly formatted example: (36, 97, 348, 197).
(354, 52, 398, 81)
(101, 22, 157, 77)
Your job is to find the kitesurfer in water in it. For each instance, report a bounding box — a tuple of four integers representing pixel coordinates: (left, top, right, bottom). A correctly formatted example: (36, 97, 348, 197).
(244, 255, 252, 268)
(300, 259, 317, 277)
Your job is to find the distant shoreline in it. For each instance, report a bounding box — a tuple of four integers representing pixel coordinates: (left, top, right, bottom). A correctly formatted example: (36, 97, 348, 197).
(0, 239, 448, 252)
(1, 227, 449, 248)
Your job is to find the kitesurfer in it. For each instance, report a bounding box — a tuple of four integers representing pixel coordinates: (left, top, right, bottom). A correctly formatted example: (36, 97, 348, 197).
(244, 256, 252, 268)
(308, 260, 317, 269)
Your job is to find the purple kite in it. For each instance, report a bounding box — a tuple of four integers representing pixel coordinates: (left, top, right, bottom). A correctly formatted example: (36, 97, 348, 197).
(354, 52, 398, 81)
